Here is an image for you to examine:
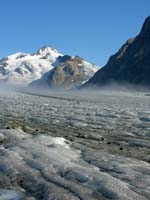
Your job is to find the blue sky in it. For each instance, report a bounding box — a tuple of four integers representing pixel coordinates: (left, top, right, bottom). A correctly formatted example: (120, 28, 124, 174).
(0, 0, 149, 66)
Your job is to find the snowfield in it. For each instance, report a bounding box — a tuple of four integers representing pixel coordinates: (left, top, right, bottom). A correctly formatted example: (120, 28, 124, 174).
(0, 47, 62, 85)
(0, 90, 150, 200)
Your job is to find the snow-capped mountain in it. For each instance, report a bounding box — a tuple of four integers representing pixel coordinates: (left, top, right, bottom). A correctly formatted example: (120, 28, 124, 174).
(0, 46, 62, 85)
(0, 46, 99, 88)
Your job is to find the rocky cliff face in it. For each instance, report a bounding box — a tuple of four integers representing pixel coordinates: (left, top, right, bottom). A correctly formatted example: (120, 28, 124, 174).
(31, 56, 98, 89)
(84, 16, 150, 88)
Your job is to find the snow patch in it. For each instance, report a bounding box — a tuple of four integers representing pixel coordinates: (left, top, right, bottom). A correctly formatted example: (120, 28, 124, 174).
(0, 189, 23, 200)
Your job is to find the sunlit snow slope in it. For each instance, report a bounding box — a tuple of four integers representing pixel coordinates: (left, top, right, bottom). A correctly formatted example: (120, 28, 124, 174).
(0, 46, 62, 85)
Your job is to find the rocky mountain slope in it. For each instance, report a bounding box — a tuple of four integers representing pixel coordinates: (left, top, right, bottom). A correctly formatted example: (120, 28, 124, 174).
(31, 55, 98, 89)
(83, 16, 150, 88)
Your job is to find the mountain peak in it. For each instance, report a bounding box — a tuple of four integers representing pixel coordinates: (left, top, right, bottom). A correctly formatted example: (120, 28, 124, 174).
(36, 46, 59, 56)
(0, 46, 62, 85)
(140, 16, 150, 36)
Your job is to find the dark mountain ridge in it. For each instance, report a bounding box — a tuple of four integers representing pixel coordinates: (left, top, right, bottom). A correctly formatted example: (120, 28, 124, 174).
(84, 16, 150, 88)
